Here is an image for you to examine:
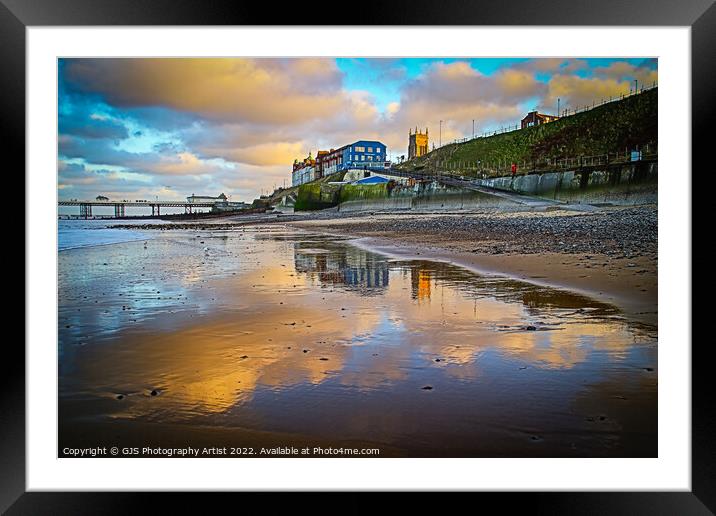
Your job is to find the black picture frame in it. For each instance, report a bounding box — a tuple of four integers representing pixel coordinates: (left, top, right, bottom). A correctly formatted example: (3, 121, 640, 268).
(5, 0, 710, 512)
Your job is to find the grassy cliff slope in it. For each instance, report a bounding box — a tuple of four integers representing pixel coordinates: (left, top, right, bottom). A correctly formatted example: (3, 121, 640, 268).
(398, 88, 657, 176)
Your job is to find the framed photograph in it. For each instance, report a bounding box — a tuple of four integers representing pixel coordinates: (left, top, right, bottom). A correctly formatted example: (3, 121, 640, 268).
(8, 0, 710, 511)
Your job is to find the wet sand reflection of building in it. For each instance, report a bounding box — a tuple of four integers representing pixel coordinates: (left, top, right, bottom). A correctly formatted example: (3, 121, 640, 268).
(410, 267, 433, 302)
(294, 243, 389, 294)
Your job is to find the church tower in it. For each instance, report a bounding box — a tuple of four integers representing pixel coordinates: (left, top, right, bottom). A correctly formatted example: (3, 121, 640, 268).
(408, 127, 429, 160)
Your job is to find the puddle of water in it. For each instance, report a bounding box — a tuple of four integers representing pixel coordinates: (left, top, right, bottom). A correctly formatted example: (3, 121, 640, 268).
(58, 225, 657, 457)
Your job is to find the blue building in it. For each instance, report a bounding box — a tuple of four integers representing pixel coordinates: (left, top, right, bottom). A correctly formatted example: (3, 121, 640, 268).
(340, 140, 387, 170)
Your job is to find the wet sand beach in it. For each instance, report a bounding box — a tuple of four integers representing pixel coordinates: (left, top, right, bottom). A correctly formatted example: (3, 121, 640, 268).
(59, 212, 657, 457)
(287, 206, 658, 326)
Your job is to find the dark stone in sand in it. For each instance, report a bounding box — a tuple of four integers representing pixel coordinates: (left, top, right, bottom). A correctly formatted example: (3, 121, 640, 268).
(116, 394, 124, 400)
(435, 358, 441, 362)
(150, 389, 159, 396)
(530, 435, 541, 441)
(303, 349, 310, 353)
(599, 416, 606, 421)
(519, 366, 527, 370)
(422, 385, 433, 390)
(319, 358, 328, 361)
(240, 355, 248, 359)
(525, 325, 537, 331)
(644, 367, 654, 372)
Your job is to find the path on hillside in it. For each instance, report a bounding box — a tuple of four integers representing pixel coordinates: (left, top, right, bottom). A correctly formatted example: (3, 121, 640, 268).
(378, 166, 598, 210)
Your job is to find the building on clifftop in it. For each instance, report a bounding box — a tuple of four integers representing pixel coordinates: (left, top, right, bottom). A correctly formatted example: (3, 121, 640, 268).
(521, 111, 559, 129)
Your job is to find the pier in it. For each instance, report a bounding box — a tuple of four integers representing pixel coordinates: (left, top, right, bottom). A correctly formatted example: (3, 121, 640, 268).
(58, 200, 216, 219)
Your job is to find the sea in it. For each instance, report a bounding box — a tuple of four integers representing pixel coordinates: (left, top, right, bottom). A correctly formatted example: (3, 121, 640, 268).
(57, 218, 162, 251)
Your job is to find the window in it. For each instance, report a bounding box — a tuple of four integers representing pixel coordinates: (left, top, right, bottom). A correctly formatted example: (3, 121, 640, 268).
(367, 147, 373, 152)
(361, 155, 365, 161)
(355, 146, 365, 152)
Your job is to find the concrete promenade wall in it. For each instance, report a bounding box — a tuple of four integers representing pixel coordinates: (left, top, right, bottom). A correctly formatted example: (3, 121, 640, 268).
(338, 183, 515, 213)
(475, 162, 657, 205)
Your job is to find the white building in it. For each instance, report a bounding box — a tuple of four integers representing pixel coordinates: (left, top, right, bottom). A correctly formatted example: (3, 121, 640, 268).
(187, 193, 228, 204)
(292, 165, 316, 187)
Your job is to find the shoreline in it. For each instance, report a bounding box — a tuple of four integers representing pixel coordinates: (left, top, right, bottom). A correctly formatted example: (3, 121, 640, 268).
(107, 205, 658, 326)
(284, 206, 657, 327)
(349, 235, 656, 327)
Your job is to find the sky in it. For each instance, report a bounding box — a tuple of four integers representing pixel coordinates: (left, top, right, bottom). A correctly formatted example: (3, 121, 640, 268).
(58, 57, 657, 202)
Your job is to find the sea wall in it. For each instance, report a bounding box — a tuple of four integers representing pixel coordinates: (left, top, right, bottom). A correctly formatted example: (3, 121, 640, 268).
(475, 162, 657, 205)
(294, 183, 342, 211)
(337, 181, 514, 213)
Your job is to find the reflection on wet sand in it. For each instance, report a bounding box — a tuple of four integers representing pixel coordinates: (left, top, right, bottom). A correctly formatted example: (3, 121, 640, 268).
(294, 241, 390, 293)
(59, 227, 657, 457)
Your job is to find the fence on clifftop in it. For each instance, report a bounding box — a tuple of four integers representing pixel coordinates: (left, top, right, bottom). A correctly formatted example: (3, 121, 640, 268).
(443, 82, 658, 148)
(426, 143, 657, 179)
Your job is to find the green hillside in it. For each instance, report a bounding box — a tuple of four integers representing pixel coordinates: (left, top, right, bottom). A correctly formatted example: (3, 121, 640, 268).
(398, 88, 657, 177)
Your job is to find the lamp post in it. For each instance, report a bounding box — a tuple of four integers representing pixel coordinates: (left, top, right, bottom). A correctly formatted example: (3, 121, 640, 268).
(557, 98, 560, 117)
(439, 120, 443, 148)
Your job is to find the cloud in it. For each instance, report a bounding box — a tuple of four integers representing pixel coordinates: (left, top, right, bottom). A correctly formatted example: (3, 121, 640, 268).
(381, 61, 542, 145)
(145, 152, 232, 176)
(514, 58, 589, 74)
(63, 58, 348, 125)
(593, 60, 658, 85)
(198, 142, 305, 167)
(59, 113, 128, 140)
(542, 65, 658, 112)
